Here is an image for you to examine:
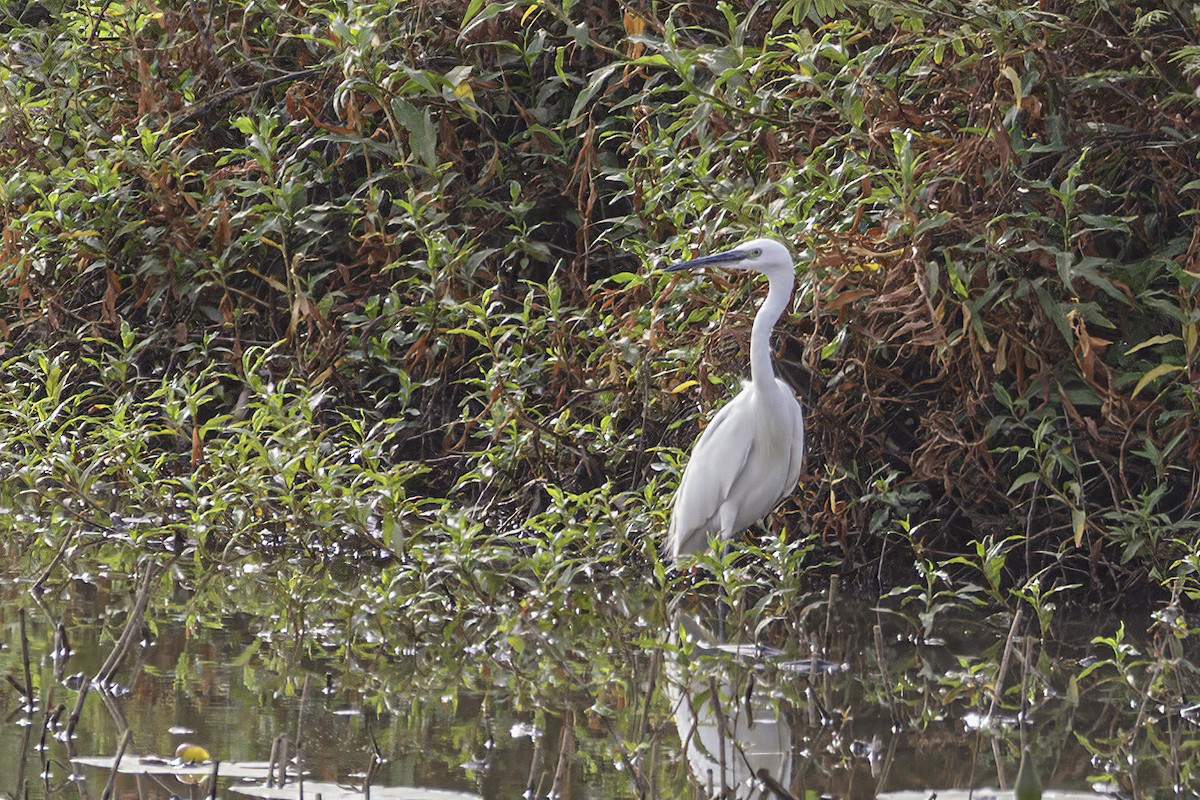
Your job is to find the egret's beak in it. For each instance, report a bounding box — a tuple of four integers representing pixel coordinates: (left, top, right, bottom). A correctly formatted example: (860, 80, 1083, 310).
(666, 248, 750, 271)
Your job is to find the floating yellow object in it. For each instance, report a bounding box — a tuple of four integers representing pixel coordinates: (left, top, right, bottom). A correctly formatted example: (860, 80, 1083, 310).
(175, 743, 212, 765)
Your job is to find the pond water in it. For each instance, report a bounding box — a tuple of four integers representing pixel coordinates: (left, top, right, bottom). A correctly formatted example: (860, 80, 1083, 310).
(1, 546, 1195, 799)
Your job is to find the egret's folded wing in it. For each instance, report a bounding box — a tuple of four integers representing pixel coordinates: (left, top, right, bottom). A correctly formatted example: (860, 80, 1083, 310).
(776, 378, 805, 492)
(668, 392, 757, 555)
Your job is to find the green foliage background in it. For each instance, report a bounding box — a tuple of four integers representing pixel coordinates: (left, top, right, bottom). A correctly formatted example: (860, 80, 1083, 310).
(2, 0, 1199, 602)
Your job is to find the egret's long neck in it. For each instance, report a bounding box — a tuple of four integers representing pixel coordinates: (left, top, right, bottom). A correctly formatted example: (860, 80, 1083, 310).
(749, 269, 794, 391)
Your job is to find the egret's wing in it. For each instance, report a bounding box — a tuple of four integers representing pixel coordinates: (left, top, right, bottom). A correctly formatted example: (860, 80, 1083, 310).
(777, 377, 805, 491)
(668, 390, 758, 555)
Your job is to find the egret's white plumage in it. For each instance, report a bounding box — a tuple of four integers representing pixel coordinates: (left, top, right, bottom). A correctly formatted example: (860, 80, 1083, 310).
(666, 238, 805, 560)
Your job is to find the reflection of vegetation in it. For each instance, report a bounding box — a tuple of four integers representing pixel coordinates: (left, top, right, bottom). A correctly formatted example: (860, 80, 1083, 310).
(5, 548, 1200, 797)
(2, 0, 1200, 796)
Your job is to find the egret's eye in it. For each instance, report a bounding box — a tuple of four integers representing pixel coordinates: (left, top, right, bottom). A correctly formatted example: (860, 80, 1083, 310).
(750, 248, 762, 257)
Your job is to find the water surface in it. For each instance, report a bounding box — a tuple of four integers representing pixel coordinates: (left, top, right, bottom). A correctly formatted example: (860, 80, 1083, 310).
(1, 547, 1194, 799)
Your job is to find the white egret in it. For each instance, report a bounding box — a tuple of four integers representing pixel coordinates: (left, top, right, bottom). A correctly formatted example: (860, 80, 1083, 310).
(666, 238, 805, 561)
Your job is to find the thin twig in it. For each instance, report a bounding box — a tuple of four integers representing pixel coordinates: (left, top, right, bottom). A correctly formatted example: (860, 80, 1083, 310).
(267, 735, 281, 788)
(32, 528, 80, 593)
(39, 704, 65, 755)
(993, 737, 1007, 790)
(636, 649, 660, 742)
(872, 736, 898, 796)
(295, 673, 310, 798)
(646, 733, 659, 800)
(524, 722, 544, 798)
(1024, 479, 1040, 578)
(822, 575, 839, 656)
(363, 739, 382, 800)
(707, 677, 728, 795)
(19, 608, 33, 708)
(96, 563, 162, 686)
(821, 574, 839, 714)
(987, 607, 1024, 723)
(65, 681, 90, 740)
(1019, 634, 1034, 744)
(85, 0, 118, 45)
(208, 759, 221, 800)
(550, 708, 576, 799)
(53, 623, 69, 682)
(100, 729, 132, 800)
(872, 623, 897, 722)
(755, 768, 797, 800)
(169, 69, 323, 132)
(274, 734, 289, 787)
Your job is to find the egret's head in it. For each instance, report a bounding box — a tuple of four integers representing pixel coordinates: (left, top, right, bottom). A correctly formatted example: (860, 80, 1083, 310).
(666, 238, 793, 280)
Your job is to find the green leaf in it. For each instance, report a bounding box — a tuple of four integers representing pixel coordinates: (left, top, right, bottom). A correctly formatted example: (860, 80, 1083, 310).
(391, 99, 438, 169)
(1055, 251, 1073, 287)
(1125, 334, 1182, 356)
(568, 62, 622, 126)
(606, 271, 645, 286)
(460, 0, 516, 34)
(1007, 471, 1040, 496)
(1032, 283, 1074, 345)
(1131, 362, 1185, 399)
(1071, 507, 1085, 547)
(446, 327, 489, 345)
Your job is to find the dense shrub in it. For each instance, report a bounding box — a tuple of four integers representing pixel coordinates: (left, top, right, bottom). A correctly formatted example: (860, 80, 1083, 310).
(1, 0, 1198, 598)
